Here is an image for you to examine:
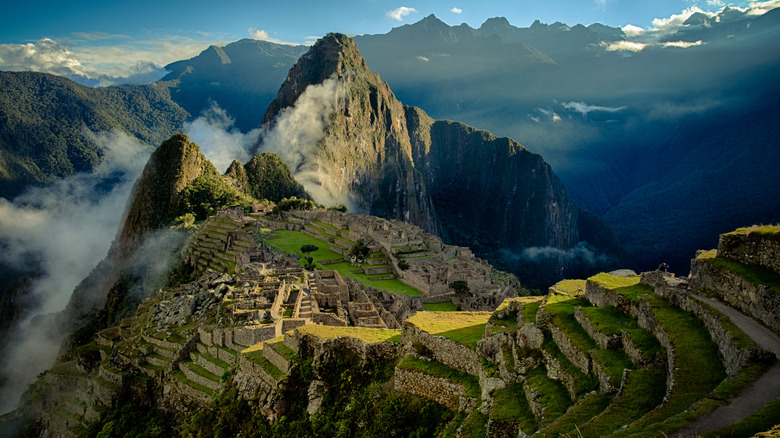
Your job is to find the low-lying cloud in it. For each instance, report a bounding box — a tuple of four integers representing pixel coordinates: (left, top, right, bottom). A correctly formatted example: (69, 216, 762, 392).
(184, 102, 262, 173)
(0, 130, 151, 413)
(257, 77, 356, 210)
(508, 241, 613, 267)
(563, 101, 627, 116)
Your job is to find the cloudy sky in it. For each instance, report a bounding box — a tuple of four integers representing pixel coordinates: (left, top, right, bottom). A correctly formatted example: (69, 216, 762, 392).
(1, 0, 778, 85)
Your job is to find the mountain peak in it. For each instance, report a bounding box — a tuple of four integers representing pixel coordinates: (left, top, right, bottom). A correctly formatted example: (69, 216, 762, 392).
(262, 33, 368, 124)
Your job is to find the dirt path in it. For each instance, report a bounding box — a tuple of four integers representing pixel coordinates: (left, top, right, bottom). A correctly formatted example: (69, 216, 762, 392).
(675, 293, 780, 437)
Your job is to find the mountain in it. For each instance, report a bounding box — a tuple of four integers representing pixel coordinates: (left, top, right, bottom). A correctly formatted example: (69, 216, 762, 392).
(257, 34, 628, 287)
(0, 71, 188, 199)
(162, 39, 308, 132)
(350, 12, 780, 273)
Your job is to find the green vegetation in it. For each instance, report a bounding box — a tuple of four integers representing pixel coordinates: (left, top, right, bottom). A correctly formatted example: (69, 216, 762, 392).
(449, 280, 470, 297)
(406, 311, 490, 349)
(83, 394, 174, 438)
(613, 294, 726, 436)
(178, 172, 255, 220)
(577, 363, 667, 437)
(295, 325, 401, 344)
(538, 392, 612, 437)
(523, 298, 543, 322)
(553, 279, 587, 295)
(725, 224, 780, 238)
(543, 295, 599, 354)
(397, 356, 480, 398)
(579, 305, 663, 360)
(490, 382, 538, 434)
(423, 301, 459, 312)
(588, 273, 653, 303)
(704, 256, 780, 294)
(459, 411, 488, 438)
(243, 153, 309, 203)
(541, 334, 598, 396)
(525, 367, 572, 427)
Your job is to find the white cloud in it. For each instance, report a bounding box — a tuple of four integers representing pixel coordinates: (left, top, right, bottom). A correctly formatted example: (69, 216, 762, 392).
(621, 24, 647, 37)
(603, 40, 648, 52)
(184, 103, 261, 173)
(563, 101, 627, 116)
(651, 7, 713, 34)
(417, 55, 430, 62)
(662, 40, 704, 48)
(747, 0, 780, 15)
(0, 130, 151, 413)
(248, 28, 303, 46)
(707, 0, 725, 6)
(258, 76, 357, 210)
(451, 7, 462, 14)
(387, 6, 417, 21)
(0, 34, 228, 86)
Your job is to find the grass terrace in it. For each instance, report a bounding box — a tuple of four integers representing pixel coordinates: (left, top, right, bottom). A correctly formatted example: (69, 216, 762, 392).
(543, 294, 599, 355)
(612, 294, 726, 437)
(295, 325, 401, 344)
(579, 305, 663, 360)
(588, 273, 653, 304)
(264, 229, 423, 296)
(406, 311, 491, 350)
(397, 356, 480, 398)
(578, 363, 667, 437)
(423, 302, 458, 312)
(553, 279, 587, 295)
(725, 224, 780, 238)
(704, 255, 780, 295)
(525, 367, 572, 427)
(538, 392, 612, 437)
(490, 382, 538, 434)
(541, 334, 599, 396)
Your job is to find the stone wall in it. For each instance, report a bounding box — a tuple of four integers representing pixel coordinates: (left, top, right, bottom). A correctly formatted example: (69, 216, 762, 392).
(393, 367, 468, 411)
(659, 286, 775, 376)
(718, 231, 780, 273)
(690, 258, 780, 335)
(585, 281, 640, 319)
(401, 323, 482, 376)
(574, 307, 621, 350)
(233, 325, 276, 349)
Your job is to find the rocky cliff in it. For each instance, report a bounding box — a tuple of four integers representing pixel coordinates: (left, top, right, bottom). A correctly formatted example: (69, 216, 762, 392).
(258, 34, 628, 288)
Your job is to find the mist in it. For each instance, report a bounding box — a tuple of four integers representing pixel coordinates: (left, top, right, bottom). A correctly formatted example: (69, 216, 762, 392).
(184, 102, 262, 173)
(0, 130, 150, 414)
(257, 77, 354, 210)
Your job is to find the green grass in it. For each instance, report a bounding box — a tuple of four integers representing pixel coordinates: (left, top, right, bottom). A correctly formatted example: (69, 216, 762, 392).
(180, 360, 220, 382)
(424, 301, 458, 312)
(459, 411, 488, 438)
(578, 363, 667, 437)
(537, 392, 612, 437)
(544, 295, 599, 355)
(265, 229, 423, 295)
(588, 273, 653, 304)
(241, 348, 286, 381)
(523, 299, 543, 323)
(266, 338, 298, 361)
(591, 348, 633, 384)
(611, 294, 727, 437)
(490, 382, 538, 434)
(397, 356, 480, 398)
(705, 256, 780, 295)
(553, 279, 587, 295)
(726, 224, 780, 238)
(406, 312, 490, 350)
(312, 219, 345, 233)
(541, 334, 599, 396)
(525, 367, 572, 426)
(579, 305, 663, 360)
(295, 325, 401, 343)
(172, 369, 215, 397)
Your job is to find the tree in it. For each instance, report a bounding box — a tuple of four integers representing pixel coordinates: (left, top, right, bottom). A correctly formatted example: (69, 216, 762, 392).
(449, 280, 470, 297)
(350, 239, 371, 263)
(300, 244, 319, 255)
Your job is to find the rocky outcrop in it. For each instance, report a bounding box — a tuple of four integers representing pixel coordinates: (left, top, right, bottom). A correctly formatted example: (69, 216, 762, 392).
(717, 227, 780, 273)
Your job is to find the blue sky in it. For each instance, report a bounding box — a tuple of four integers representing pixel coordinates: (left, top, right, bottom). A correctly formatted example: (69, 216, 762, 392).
(1, 0, 777, 85)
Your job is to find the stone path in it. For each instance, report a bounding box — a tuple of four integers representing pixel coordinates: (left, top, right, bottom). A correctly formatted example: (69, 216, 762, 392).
(675, 293, 780, 437)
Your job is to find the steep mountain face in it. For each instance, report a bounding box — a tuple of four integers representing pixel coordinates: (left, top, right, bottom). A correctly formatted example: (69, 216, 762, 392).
(259, 34, 627, 287)
(163, 39, 307, 131)
(259, 34, 439, 234)
(0, 71, 188, 199)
